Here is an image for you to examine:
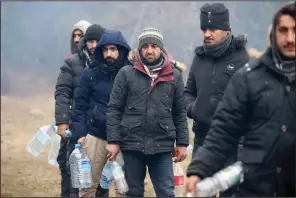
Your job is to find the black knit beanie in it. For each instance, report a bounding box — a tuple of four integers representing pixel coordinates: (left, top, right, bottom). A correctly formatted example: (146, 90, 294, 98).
(84, 24, 105, 42)
(200, 3, 231, 31)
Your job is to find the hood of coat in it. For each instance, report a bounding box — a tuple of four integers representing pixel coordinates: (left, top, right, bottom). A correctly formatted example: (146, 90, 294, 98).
(70, 20, 91, 54)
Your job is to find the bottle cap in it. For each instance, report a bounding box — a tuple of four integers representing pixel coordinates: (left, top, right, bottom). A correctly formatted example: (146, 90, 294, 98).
(66, 131, 72, 137)
(75, 143, 81, 148)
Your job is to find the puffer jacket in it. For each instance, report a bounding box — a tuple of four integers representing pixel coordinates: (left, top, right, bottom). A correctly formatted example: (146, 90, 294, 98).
(107, 49, 189, 155)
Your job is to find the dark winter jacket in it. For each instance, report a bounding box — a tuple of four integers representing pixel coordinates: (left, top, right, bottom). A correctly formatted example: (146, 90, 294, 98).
(187, 48, 295, 196)
(55, 37, 92, 126)
(106, 49, 189, 155)
(184, 35, 249, 145)
(72, 30, 131, 140)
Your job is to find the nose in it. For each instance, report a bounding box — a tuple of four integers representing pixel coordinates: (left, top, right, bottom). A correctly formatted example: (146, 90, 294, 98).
(107, 49, 112, 56)
(287, 30, 295, 43)
(147, 46, 153, 53)
(203, 29, 211, 38)
(92, 41, 98, 48)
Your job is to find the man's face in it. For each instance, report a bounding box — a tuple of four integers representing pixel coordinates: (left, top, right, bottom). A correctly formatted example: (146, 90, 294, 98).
(276, 15, 295, 58)
(202, 29, 229, 45)
(103, 44, 119, 65)
(86, 40, 98, 54)
(140, 44, 161, 63)
(73, 30, 83, 47)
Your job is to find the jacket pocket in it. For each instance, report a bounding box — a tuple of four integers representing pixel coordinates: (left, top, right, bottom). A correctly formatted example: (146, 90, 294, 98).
(158, 120, 176, 140)
(120, 119, 143, 140)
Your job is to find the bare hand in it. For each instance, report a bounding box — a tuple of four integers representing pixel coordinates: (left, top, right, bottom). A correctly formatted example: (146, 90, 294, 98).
(106, 144, 120, 160)
(78, 137, 86, 144)
(57, 124, 69, 137)
(174, 146, 188, 162)
(185, 175, 201, 196)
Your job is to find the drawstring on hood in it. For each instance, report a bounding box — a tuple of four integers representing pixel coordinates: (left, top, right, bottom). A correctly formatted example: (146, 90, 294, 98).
(70, 20, 91, 54)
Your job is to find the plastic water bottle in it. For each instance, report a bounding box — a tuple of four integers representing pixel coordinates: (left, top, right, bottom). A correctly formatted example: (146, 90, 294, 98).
(100, 161, 114, 191)
(69, 144, 92, 189)
(173, 161, 185, 197)
(69, 144, 83, 188)
(26, 124, 57, 157)
(48, 129, 72, 167)
(111, 160, 128, 194)
(187, 161, 244, 197)
(79, 153, 92, 188)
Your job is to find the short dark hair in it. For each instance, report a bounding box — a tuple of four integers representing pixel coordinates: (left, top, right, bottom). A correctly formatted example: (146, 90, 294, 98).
(274, 2, 296, 27)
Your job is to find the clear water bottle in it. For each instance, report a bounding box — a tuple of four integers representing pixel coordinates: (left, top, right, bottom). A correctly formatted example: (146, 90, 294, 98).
(111, 160, 128, 194)
(69, 144, 83, 188)
(79, 153, 92, 188)
(48, 129, 72, 167)
(26, 123, 57, 157)
(187, 161, 244, 197)
(173, 161, 185, 197)
(69, 143, 92, 189)
(100, 161, 114, 191)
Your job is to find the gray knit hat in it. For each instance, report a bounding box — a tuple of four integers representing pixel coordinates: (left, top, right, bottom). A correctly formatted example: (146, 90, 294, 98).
(138, 27, 164, 50)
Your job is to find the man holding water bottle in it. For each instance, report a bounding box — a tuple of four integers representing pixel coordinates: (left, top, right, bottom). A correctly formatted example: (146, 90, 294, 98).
(72, 29, 131, 197)
(55, 22, 105, 197)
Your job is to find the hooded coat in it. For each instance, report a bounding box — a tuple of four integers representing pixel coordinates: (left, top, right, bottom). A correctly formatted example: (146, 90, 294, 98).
(65, 20, 91, 59)
(187, 4, 295, 196)
(72, 30, 131, 140)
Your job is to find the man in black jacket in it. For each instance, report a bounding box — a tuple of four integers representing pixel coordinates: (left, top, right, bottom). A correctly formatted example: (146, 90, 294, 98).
(186, 2, 295, 197)
(54, 24, 105, 197)
(106, 27, 189, 197)
(184, 3, 249, 196)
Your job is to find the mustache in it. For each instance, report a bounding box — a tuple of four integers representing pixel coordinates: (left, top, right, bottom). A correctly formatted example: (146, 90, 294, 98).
(104, 56, 116, 62)
(283, 42, 295, 48)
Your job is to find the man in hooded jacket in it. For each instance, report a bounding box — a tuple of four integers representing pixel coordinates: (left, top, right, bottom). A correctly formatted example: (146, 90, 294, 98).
(72, 29, 131, 197)
(55, 24, 105, 197)
(65, 20, 92, 59)
(186, 2, 295, 197)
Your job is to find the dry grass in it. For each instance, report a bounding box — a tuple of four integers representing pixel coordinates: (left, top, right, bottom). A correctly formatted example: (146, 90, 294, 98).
(1, 92, 194, 197)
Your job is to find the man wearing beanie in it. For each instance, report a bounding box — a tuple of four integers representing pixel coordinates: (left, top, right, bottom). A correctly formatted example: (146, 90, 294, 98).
(186, 2, 295, 197)
(54, 23, 104, 197)
(184, 3, 249, 196)
(73, 29, 131, 197)
(106, 27, 189, 197)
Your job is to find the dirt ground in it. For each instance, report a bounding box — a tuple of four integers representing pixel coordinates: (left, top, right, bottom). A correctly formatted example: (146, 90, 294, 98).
(1, 78, 194, 197)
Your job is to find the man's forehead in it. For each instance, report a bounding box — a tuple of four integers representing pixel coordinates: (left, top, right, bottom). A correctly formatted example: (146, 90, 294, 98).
(278, 15, 295, 28)
(103, 44, 117, 49)
(73, 29, 83, 34)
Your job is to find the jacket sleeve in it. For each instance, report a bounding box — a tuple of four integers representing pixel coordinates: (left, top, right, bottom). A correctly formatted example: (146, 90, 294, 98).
(72, 68, 92, 139)
(54, 58, 73, 125)
(187, 67, 249, 179)
(173, 72, 189, 146)
(184, 55, 198, 119)
(107, 68, 128, 144)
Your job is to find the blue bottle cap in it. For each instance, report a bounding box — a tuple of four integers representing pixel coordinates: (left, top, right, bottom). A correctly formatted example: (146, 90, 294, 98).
(75, 144, 81, 148)
(66, 131, 72, 137)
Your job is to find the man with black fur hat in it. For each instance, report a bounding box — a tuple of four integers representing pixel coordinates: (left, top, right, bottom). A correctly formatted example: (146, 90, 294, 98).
(73, 29, 131, 197)
(186, 2, 295, 197)
(184, 3, 249, 196)
(55, 23, 105, 197)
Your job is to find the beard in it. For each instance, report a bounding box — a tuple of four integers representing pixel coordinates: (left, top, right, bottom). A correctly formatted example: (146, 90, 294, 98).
(104, 57, 117, 65)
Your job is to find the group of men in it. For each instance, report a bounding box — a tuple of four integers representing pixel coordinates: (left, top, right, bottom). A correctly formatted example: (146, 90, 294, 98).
(54, 2, 295, 197)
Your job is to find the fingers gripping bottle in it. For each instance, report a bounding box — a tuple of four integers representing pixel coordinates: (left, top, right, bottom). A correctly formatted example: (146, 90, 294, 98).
(187, 161, 244, 197)
(48, 125, 72, 167)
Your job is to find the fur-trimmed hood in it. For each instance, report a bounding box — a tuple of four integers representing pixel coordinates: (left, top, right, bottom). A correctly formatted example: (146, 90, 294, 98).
(247, 24, 272, 59)
(127, 49, 186, 73)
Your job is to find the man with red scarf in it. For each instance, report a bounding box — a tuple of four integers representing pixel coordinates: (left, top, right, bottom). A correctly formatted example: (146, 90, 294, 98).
(106, 27, 189, 197)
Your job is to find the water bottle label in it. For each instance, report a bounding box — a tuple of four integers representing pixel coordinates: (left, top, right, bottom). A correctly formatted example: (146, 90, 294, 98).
(37, 132, 50, 144)
(100, 175, 112, 189)
(80, 160, 91, 171)
(113, 167, 124, 180)
(174, 175, 184, 186)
